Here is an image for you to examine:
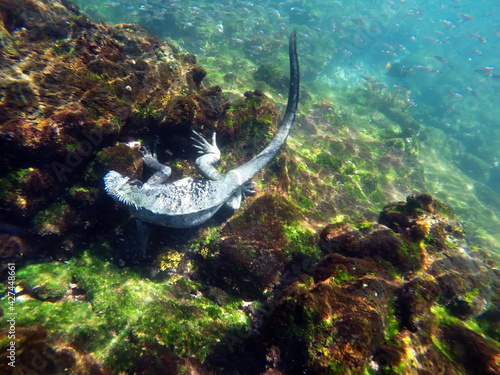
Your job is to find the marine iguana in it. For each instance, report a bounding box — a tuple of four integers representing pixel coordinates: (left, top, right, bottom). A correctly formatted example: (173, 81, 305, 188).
(103, 32, 299, 256)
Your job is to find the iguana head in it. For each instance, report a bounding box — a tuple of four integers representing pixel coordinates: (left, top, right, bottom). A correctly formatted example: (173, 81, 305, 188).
(103, 170, 143, 209)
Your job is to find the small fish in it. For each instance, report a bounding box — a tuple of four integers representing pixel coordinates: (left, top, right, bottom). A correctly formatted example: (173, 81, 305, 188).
(381, 50, 397, 57)
(152, 12, 166, 20)
(414, 65, 432, 72)
(439, 20, 455, 28)
(433, 55, 448, 64)
(361, 75, 378, 83)
(470, 33, 487, 44)
(246, 45, 263, 54)
(340, 48, 352, 56)
(466, 87, 479, 98)
(350, 17, 367, 26)
(433, 55, 453, 68)
(353, 34, 366, 44)
(423, 36, 442, 44)
(457, 13, 473, 21)
(474, 66, 495, 76)
(448, 92, 463, 99)
(290, 6, 303, 13)
(405, 98, 417, 106)
(380, 42, 394, 51)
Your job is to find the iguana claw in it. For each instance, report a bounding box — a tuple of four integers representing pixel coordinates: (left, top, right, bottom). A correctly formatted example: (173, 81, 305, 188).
(191, 130, 219, 156)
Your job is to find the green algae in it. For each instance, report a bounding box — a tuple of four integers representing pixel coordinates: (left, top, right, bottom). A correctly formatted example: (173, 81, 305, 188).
(53, 38, 75, 55)
(431, 305, 483, 335)
(68, 185, 93, 196)
(430, 332, 455, 362)
(352, 221, 377, 231)
(63, 141, 81, 152)
(0, 168, 35, 199)
(32, 201, 73, 236)
(396, 240, 424, 272)
(189, 226, 222, 258)
(282, 223, 320, 259)
(384, 296, 400, 341)
(17, 262, 71, 301)
(430, 304, 500, 359)
(1, 248, 250, 371)
(253, 63, 288, 92)
(332, 268, 355, 285)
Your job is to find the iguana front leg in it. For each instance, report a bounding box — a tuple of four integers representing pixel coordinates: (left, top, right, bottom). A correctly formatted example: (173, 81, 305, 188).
(115, 218, 152, 263)
(191, 130, 222, 181)
(140, 146, 172, 184)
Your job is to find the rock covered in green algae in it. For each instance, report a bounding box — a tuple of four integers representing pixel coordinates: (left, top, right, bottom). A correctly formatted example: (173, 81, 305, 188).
(207, 194, 500, 375)
(0, 249, 248, 374)
(193, 193, 300, 300)
(94, 143, 143, 179)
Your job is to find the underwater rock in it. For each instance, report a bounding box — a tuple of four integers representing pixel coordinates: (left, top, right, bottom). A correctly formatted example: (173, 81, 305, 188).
(32, 201, 79, 237)
(429, 255, 492, 320)
(186, 65, 207, 88)
(0, 74, 38, 110)
(0, 167, 60, 218)
(207, 194, 500, 374)
(0, 325, 112, 375)
(254, 63, 289, 92)
(95, 144, 143, 179)
(130, 343, 212, 375)
(223, 90, 280, 162)
(194, 193, 298, 300)
(441, 324, 500, 375)
(319, 221, 423, 273)
(0, 234, 33, 273)
(157, 85, 229, 131)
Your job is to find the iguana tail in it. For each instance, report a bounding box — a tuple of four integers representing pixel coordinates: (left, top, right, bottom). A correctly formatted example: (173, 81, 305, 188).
(232, 31, 299, 183)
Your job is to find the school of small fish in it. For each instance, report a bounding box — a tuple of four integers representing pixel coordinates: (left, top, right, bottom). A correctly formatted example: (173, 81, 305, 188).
(78, 0, 498, 116)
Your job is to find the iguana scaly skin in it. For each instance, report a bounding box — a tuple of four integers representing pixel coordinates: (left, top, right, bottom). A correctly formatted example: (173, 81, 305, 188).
(104, 32, 299, 232)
